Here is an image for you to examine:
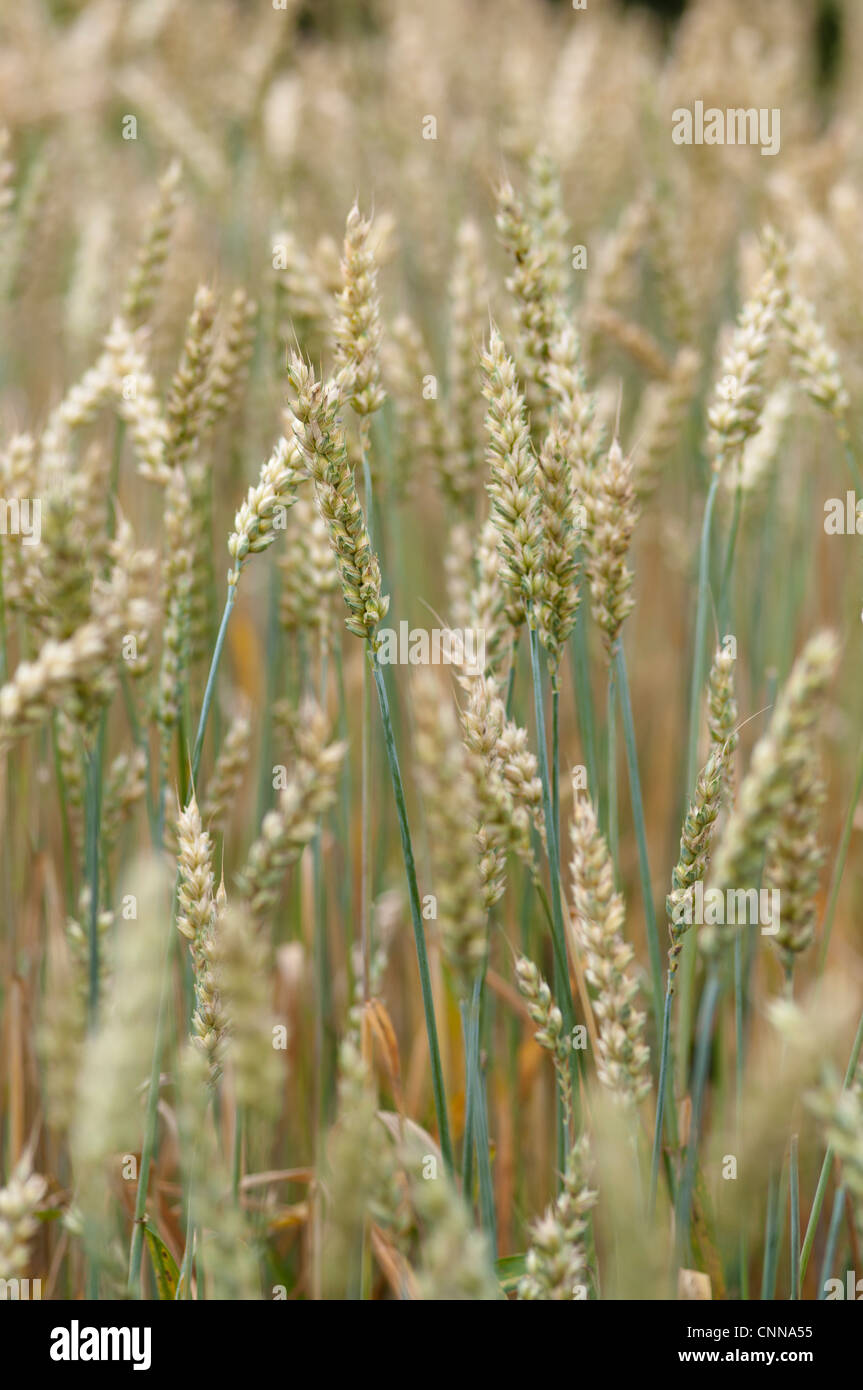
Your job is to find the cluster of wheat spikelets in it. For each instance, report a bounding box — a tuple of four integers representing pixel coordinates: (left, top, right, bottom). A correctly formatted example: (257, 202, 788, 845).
(0, 0, 862, 1303)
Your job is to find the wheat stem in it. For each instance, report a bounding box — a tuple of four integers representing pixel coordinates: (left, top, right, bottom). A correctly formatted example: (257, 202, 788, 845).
(817, 736, 863, 974)
(192, 586, 236, 783)
(735, 931, 748, 1295)
(51, 716, 75, 912)
(0, 536, 7, 686)
(718, 481, 742, 633)
(461, 976, 497, 1253)
(551, 679, 560, 861)
(127, 916, 174, 1295)
(676, 965, 721, 1263)
(649, 984, 673, 1215)
(678, 472, 720, 1087)
(369, 649, 453, 1173)
(84, 722, 106, 1026)
(800, 1004, 863, 1282)
(760, 1169, 783, 1299)
(817, 1186, 847, 1299)
(615, 639, 663, 1027)
(527, 620, 576, 1037)
(606, 662, 618, 868)
(790, 1134, 800, 1300)
(570, 598, 599, 796)
(361, 436, 374, 1000)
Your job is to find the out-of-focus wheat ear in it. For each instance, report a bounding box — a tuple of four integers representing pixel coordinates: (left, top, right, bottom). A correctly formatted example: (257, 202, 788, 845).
(121, 159, 182, 329)
(384, 312, 454, 500)
(276, 491, 340, 642)
(592, 1087, 668, 1297)
(765, 230, 851, 422)
(66, 200, 114, 359)
(468, 517, 508, 676)
(705, 630, 839, 959)
(55, 709, 85, 855)
(399, 1124, 500, 1301)
(706, 232, 784, 479)
(38, 348, 117, 483)
(0, 434, 37, 620)
(175, 1043, 260, 1300)
(526, 146, 569, 299)
(101, 746, 148, 871)
(518, 1136, 596, 1300)
(447, 219, 489, 500)
(104, 319, 170, 485)
(0, 128, 14, 234)
(200, 706, 252, 835)
(195, 428, 303, 783)
(205, 287, 257, 431)
(0, 1160, 48, 1281)
(165, 284, 218, 471)
(39, 927, 86, 1141)
(580, 436, 638, 662)
(630, 345, 701, 499)
(765, 746, 826, 977)
(212, 904, 280, 1119)
(544, 325, 604, 489)
(272, 220, 331, 360)
(444, 519, 473, 633)
(807, 1043, 863, 1251)
(154, 466, 193, 791)
(648, 193, 696, 346)
(413, 672, 487, 1001)
(333, 201, 386, 421)
(723, 384, 792, 502)
(25, 486, 92, 650)
(0, 520, 156, 751)
(495, 177, 563, 420)
(585, 305, 672, 381)
(71, 853, 173, 1286)
(0, 150, 47, 302)
(321, 1039, 401, 1299)
(66, 889, 113, 1008)
(584, 191, 653, 362)
(236, 701, 345, 924)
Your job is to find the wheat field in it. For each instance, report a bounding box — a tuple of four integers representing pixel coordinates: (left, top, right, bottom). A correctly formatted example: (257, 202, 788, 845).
(1, 0, 862, 1305)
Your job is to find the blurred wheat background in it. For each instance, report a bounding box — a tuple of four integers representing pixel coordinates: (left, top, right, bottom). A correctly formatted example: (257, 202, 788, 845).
(1, 0, 862, 1302)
